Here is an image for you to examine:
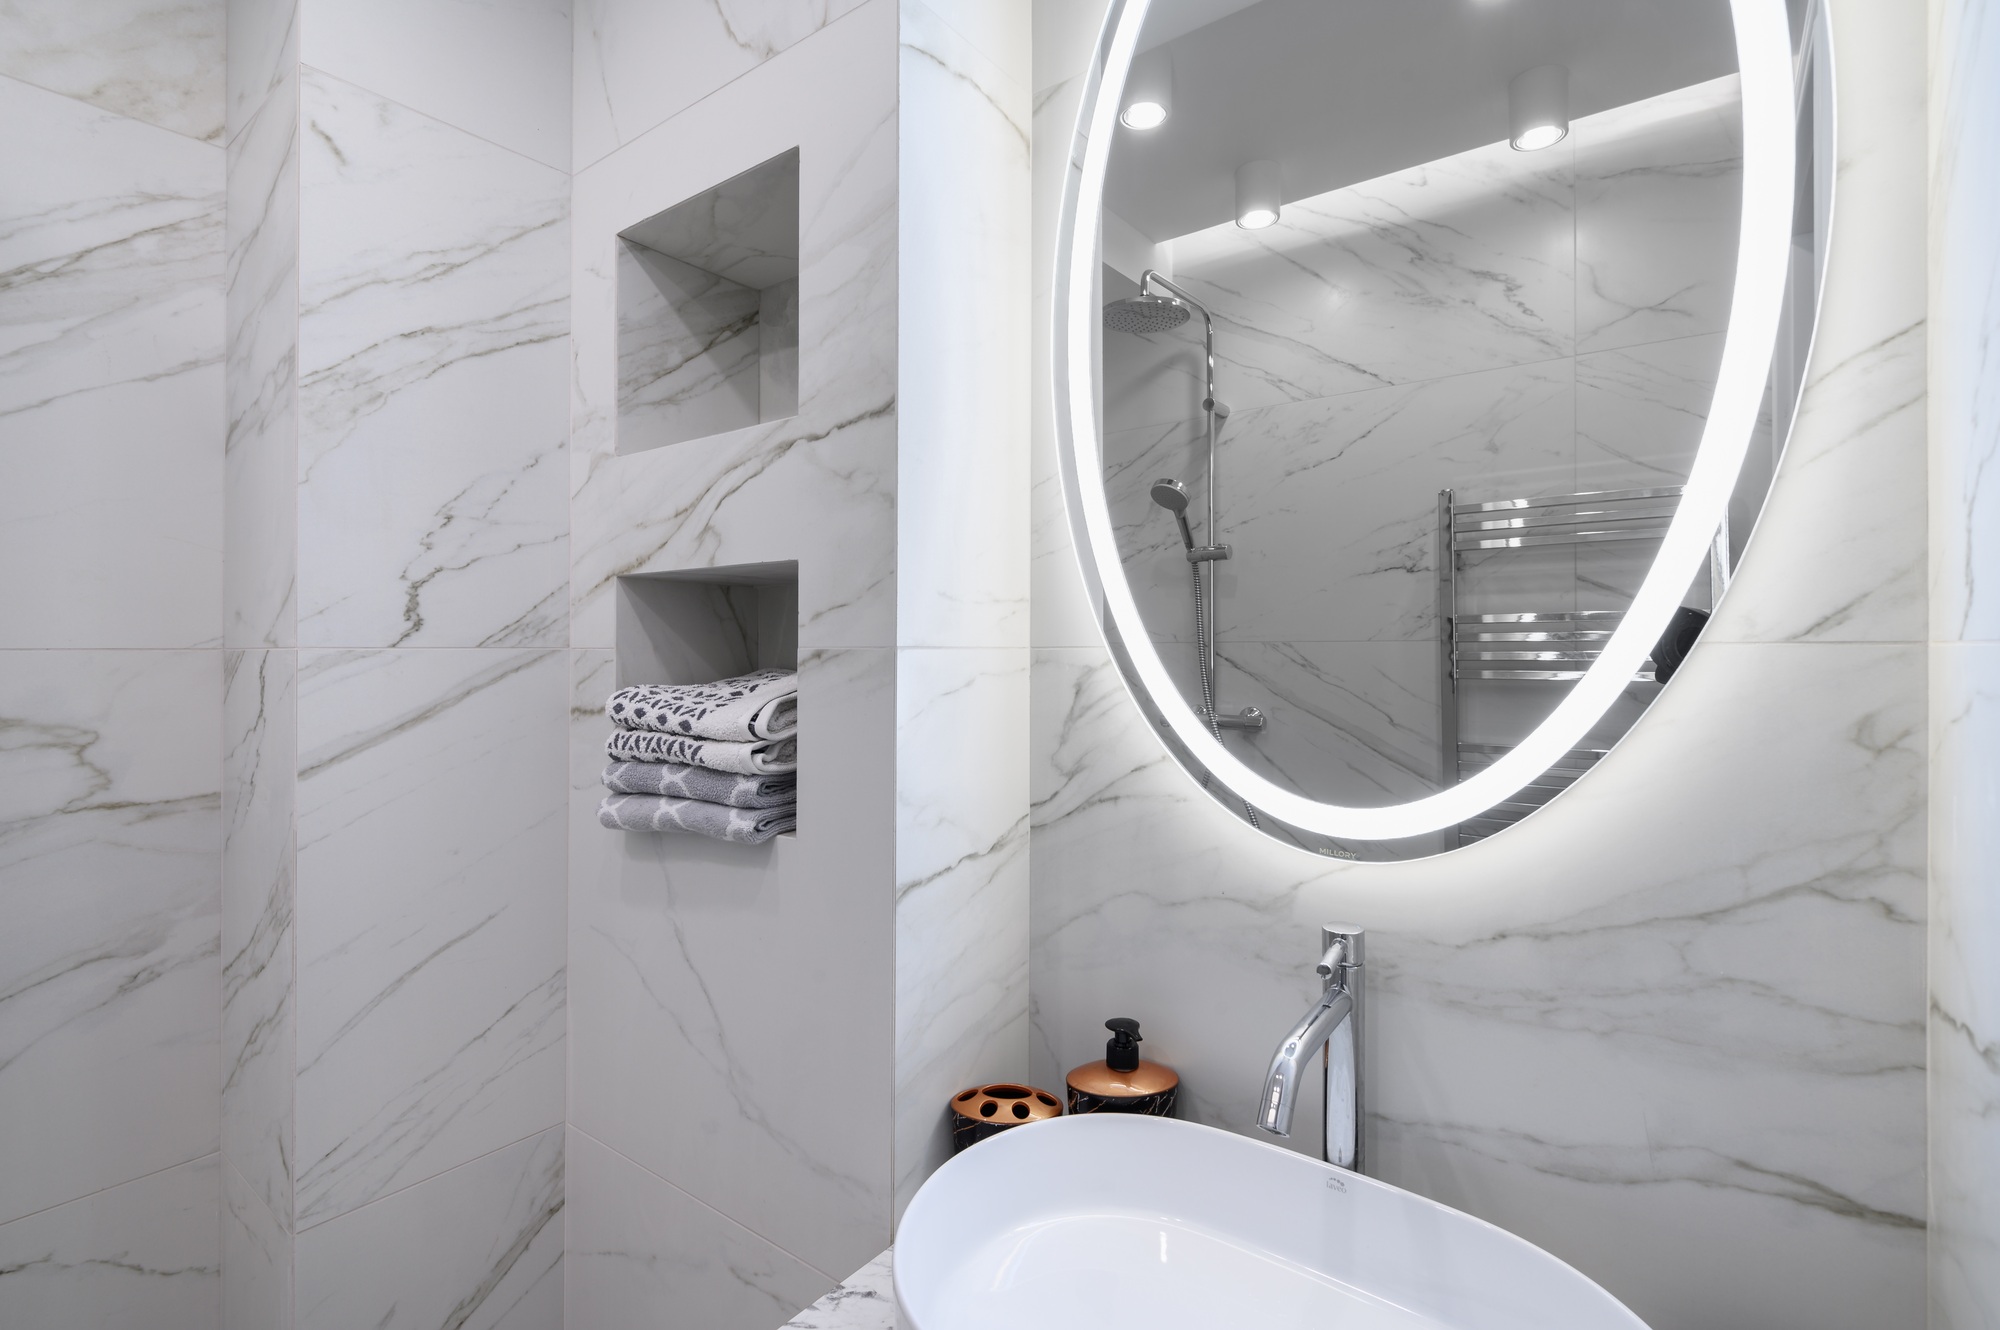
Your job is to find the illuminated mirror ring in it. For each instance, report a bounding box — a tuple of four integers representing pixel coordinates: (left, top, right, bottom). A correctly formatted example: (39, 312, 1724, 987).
(1053, 0, 1803, 848)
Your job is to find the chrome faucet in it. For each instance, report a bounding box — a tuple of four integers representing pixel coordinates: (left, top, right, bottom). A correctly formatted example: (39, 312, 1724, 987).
(1256, 924, 1364, 1172)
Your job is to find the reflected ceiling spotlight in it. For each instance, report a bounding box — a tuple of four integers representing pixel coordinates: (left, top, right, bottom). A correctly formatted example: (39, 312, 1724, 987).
(1508, 64, 1570, 150)
(1121, 49, 1173, 129)
(1235, 159, 1283, 229)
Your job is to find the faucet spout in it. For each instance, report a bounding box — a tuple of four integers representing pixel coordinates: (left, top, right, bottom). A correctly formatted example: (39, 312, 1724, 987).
(1255, 925, 1365, 1172)
(1256, 986, 1352, 1139)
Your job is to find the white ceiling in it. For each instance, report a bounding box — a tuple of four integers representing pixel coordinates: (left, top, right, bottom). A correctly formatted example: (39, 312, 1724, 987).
(1106, 0, 1739, 241)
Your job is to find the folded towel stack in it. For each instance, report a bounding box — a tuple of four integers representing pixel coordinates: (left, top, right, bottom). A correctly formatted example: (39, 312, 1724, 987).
(598, 669, 798, 844)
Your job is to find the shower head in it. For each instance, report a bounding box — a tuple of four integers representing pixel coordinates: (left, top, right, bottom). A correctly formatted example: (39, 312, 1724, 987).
(1151, 477, 1196, 550)
(1104, 294, 1192, 335)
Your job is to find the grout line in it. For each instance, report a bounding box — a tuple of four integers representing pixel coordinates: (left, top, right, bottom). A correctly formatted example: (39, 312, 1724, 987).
(0, 1151, 221, 1230)
(0, 68, 225, 150)
(566, 1124, 858, 1286)
(295, 64, 571, 179)
(290, 1121, 563, 1237)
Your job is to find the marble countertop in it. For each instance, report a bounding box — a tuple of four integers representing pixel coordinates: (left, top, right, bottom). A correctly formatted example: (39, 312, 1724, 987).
(784, 1249, 896, 1329)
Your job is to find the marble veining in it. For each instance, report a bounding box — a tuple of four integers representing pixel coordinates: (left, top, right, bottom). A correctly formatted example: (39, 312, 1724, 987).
(223, 1158, 292, 1330)
(781, 1249, 896, 1330)
(0, 0, 225, 143)
(0, 1154, 220, 1330)
(222, 648, 297, 1225)
(0, 73, 224, 650)
(298, 67, 569, 650)
(0, 651, 221, 1228)
(294, 1125, 563, 1330)
(617, 240, 766, 451)
(224, 39, 299, 650)
(566, 1127, 835, 1329)
(293, 647, 565, 1229)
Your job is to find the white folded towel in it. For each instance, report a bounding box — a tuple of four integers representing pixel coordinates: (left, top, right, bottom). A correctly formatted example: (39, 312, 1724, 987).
(606, 730, 797, 775)
(607, 670, 798, 742)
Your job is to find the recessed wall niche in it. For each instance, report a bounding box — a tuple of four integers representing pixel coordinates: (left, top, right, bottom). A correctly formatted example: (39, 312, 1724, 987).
(617, 148, 800, 454)
(615, 561, 799, 688)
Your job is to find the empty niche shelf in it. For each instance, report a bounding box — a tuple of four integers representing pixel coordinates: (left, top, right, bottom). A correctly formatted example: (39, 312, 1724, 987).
(608, 564, 800, 841)
(617, 149, 799, 454)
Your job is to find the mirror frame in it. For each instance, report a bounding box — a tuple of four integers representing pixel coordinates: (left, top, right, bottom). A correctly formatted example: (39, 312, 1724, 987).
(1053, 0, 1807, 847)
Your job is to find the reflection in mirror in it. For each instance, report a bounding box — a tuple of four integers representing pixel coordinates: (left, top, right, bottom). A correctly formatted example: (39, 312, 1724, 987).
(1080, 0, 1827, 859)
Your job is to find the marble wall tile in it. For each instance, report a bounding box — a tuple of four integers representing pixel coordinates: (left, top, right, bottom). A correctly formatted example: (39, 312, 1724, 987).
(1030, 641, 1926, 1329)
(0, 0, 224, 143)
(572, 0, 871, 172)
(222, 1158, 292, 1330)
(780, 1249, 895, 1330)
(297, 68, 568, 650)
(0, 650, 220, 1227)
(0, 75, 223, 649)
(569, 1, 898, 650)
(565, 1127, 834, 1329)
(294, 647, 565, 1229)
(893, 647, 1030, 1213)
(1929, 0, 2000, 647)
(222, 648, 295, 1224)
(224, 45, 299, 649)
(568, 645, 895, 1279)
(897, 0, 1031, 650)
(0, 1154, 220, 1329)
(225, 0, 295, 142)
(1574, 76, 1743, 354)
(1162, 139, 1574, 416)
(616, 241, 765, 452)
(1930, 645, 2000, 1329)
(295, 1125, 562, 1330)
(1708, 0, 1926, 647)
(300, 0, 571, 171)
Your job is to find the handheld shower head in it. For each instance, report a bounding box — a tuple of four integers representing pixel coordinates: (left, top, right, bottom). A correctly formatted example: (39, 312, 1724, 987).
(1151, 477, 1196, 550)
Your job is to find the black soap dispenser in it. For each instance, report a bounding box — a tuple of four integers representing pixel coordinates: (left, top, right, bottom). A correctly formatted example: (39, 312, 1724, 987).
(1065, 1017, 1180, 1117)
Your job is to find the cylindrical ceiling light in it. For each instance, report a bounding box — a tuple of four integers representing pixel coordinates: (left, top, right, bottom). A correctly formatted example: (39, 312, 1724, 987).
(1508, 64, 1570, 151)
(1121, 49, 1173, 129)
(1235, 159, 1282, 229)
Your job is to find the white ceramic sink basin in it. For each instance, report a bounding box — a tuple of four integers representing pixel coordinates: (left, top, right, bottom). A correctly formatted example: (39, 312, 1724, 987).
(895, 1114, 1647, 1330)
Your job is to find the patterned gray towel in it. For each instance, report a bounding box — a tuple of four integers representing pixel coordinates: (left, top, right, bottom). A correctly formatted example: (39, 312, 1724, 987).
(597, 793, 796, 843)
(606, 730, 797, 775)
(602, 761, 795, 809)
(607, 670, 798, 741)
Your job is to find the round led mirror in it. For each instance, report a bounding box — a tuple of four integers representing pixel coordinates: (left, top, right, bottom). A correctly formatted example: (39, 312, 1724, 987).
(1054, 0, 1829, 858)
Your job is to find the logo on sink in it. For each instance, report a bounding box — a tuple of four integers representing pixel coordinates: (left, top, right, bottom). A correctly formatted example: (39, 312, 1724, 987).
(1324, 1176, 1347, 1194)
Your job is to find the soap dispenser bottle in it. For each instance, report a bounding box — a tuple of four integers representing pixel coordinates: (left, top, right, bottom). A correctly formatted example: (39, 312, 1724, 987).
(1065, 1017, 1179, 1117)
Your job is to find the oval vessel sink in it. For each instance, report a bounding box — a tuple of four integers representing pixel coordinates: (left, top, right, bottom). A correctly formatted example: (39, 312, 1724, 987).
(895, 1114, 1647, 1329)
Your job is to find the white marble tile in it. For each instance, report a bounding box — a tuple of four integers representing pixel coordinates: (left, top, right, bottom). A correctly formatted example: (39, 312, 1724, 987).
(0, 651, 220, 1226)
(893, 648, 1030, 1213)
(0, 1155, 220, 1329)
(1029, 640, 1926, 1329)
(224, 47, 299, 649)
(0, 0, 224, 143)
(568, 646, 896, 1279)
(565, 1127, 833, 1330)
(297, 68, 568, 650)
(1154, 138, 1573, 417)
(300, 0, 571, 171)
(1708, 0, 1925, 647)
(616, 241, 765, 451)
(781, 1248, 895, 1330)
(1931, 644, 2000, 1329)
(226, 0, 295, 142)
(1215, 640, 1439, 807)
(222, 648, 295, 1224)
(294, 647, 565, 1229)
(897, 0, 1031, 650)
(0, 75, 224, 649)
(295, 1125, 562, 1330)
(569, 2, 898, 650)
(572, 0, 871, 172)
(1574, 76, 1743, 353)
(223, 1158, 292, 1330)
